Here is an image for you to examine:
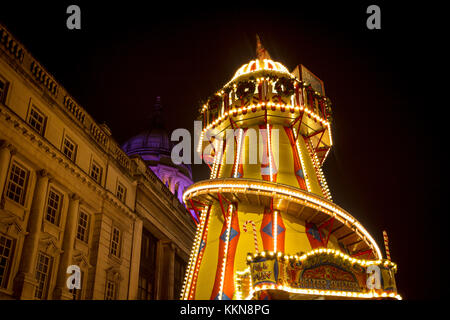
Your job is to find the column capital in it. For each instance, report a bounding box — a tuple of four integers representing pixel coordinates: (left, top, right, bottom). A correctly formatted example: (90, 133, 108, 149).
(37, 169, 52, 180)
(70, 193, 80, 201)
(0, 140, 17, 155)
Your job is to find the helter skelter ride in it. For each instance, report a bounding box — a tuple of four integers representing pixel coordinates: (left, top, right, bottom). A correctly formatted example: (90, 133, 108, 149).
(181, 36, 401, 300)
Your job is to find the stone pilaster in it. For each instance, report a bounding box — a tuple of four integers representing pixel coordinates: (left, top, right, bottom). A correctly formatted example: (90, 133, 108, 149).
(155, 239, 164, 300)
(53, 193, 80, 300)
(167, 243, 175, 300)
(157, 240, 176, 300)
(127, 217, 143, 300)
(13, 169, 50, 299)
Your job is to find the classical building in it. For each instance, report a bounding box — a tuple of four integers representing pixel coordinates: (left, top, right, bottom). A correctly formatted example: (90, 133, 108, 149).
(0, 23, 195, 300)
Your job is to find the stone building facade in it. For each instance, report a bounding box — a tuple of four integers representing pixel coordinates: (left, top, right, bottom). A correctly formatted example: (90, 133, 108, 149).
(0, 23, 195, 300)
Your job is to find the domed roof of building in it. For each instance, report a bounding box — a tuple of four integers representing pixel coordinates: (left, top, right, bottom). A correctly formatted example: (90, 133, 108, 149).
(121, 96, 192, 179)
(122, 126, 172, 156)
(122, 96, 171, 155)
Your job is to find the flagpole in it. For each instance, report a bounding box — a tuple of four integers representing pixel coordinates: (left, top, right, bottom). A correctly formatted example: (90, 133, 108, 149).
(382, 230, 391, 261)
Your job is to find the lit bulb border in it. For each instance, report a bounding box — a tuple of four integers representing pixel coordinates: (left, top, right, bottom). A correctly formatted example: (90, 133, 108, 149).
(181, 205, 211, 300)
(304, 136, 332, 200)
(246, 248, 397, 269)
(218, 204, 235, 300)
(229, 59, 292, 84)
(202, 103, 330, 133)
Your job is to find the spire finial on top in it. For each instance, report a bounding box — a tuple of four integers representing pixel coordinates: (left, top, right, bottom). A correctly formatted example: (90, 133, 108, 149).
(256, 34, 271, 61)
(149, 96, 164, 129)
(154, 96, 162, 111)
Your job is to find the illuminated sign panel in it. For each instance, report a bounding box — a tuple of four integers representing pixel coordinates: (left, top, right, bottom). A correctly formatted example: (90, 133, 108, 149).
(241, 249, 399, 299)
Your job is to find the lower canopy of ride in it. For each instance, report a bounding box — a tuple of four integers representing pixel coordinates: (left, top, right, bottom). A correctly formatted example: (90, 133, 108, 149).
(183, 180, 400, 300)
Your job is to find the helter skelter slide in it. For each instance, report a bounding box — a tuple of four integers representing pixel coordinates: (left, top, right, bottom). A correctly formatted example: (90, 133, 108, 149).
(181, 36, 401, 300)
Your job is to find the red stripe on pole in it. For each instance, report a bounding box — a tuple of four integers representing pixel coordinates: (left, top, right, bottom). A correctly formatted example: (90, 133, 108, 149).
(383, 230, 391, 261)
(244, 220, 259, 253)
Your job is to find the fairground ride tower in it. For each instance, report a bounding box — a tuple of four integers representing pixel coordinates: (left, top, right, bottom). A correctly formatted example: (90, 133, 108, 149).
(181, 37, 400, 300)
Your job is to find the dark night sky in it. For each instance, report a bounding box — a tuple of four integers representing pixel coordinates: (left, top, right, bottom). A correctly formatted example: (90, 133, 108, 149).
(1, 1, 446, 300)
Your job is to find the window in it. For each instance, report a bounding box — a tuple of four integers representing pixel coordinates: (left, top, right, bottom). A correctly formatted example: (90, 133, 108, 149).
(34, 252, 52, 299)
(27, 105, 47, 135)
(5, 161, 29, 205)
(0, 76, 8, 103)
(141, 230, 157, 261)
(45, 188, 62, 225)
(138, 229, 157, 300)
(116, 183, 126, 202)
(62, 136, 77, 161)
(174, 254, 186, 299)
(0, 234, 14, 289)
(138, 276, 153, 300)
(105, 280, 116, 300)
(110, 227, 121, 258)
(76, 211, 89, 243)
(90, 161, 102, 184)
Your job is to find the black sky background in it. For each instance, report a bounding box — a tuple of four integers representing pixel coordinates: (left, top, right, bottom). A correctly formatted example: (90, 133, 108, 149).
(1, 1, 446, 300)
